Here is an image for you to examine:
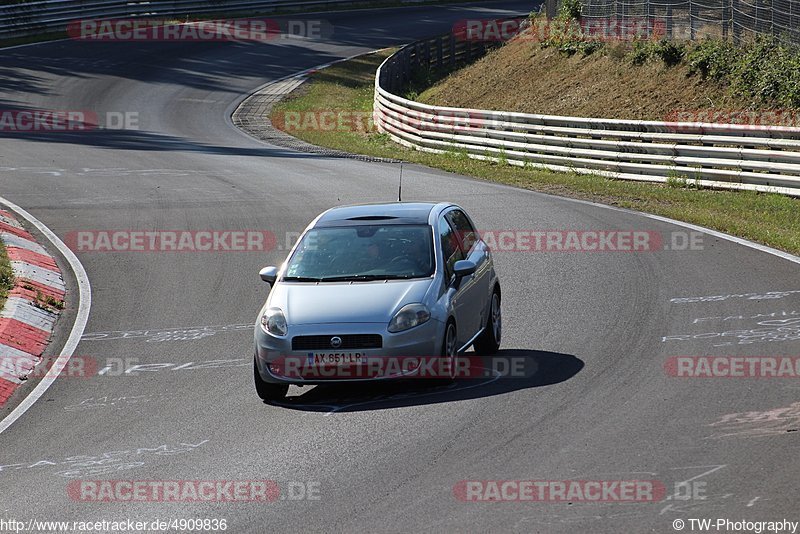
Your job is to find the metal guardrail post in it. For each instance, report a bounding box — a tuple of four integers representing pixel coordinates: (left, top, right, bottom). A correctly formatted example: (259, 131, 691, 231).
(449, 32, 456, 69)
(722, 0, 730, 38)
(666, 4, 673, 39)
(755, 0, 760, 34)
(546, 0, 557, 19)
(401, 49, 410, 91)
(771, 0, 775, 35)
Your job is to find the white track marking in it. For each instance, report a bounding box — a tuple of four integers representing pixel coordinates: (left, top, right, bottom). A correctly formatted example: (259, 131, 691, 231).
(540, 194, 800, 266)
(0, 196, 91, 435)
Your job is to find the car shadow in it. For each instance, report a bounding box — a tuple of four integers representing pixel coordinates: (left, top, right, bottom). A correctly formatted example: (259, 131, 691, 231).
(265, 349, 583, 413)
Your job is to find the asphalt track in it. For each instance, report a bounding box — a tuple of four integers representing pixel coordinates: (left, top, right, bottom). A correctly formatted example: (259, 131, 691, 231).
(1, 2, 800, 532)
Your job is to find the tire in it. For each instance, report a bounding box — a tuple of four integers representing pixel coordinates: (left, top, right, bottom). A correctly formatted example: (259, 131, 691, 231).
(440, 320, 458, 381)
(254, 358, 289, 401)
(474, 289, 501, 355)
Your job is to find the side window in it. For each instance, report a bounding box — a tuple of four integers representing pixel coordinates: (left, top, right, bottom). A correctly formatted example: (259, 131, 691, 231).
(446, 210, 478, 254)
(438, 217, 464, 280)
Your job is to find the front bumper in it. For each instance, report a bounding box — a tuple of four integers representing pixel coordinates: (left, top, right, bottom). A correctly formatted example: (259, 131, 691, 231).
(254, 319, 444, 384)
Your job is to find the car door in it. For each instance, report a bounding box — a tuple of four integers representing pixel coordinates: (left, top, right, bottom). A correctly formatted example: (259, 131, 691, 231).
(437, 215, 472, 348)
(447, 208, 492, 339)
(444, 209, 486, 344)
(448, 207, 491, 285)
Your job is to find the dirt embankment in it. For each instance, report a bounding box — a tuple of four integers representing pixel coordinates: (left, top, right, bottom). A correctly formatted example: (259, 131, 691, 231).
(418, 39, 747, 121)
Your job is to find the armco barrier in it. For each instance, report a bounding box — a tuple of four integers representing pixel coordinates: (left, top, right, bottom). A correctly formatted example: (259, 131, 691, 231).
(373, 33, 800, 196)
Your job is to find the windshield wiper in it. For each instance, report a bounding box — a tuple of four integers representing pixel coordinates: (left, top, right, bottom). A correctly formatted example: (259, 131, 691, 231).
(319, 274, 425, 282)
(318, 275, 384, 282)
(282, 276, 324, 282)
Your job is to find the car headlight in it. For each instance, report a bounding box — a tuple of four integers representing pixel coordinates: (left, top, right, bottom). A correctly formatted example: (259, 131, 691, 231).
(388, 303, 431, 333)
(261, 307, 288, 337)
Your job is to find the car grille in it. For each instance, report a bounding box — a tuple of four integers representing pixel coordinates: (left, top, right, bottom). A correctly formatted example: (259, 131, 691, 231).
(292, 334, 383, 351)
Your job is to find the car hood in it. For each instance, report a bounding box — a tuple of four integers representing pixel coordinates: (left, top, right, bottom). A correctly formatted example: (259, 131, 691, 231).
(270, 278, 434, 325)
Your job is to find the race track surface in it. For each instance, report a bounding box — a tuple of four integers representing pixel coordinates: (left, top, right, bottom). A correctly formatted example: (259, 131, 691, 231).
(1, 3, 799, 531)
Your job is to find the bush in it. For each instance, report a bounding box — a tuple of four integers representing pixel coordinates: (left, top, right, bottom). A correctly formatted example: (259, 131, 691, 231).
(729, 37, 800, 108)
(628, 41, 651, 65)
(558, 39, 603, 56)
(685, 36, 800, 108)
(629, 39, 685, 67)
(539, 16, 604, 56)
(686, 39, 736, 80)
(558, 0, 583, 21)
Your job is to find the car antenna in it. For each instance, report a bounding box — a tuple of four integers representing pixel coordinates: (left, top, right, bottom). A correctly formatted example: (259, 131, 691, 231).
(397, 163, 403, 202)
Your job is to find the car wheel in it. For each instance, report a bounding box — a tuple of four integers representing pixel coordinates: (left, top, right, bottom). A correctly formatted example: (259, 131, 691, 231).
(474, 289, 501, 354)
(441, 320, 458, 381)
(254, 357, 289, 401)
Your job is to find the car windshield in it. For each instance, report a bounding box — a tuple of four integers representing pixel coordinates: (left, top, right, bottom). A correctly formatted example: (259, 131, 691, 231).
(283, 224, 435, 281)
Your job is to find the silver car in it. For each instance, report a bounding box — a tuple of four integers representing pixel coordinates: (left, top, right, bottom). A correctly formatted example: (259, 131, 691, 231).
(253, 202, 501, 400)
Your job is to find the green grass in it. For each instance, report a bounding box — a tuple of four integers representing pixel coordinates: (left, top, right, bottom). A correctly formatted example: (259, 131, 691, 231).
(31, 289, 65, 311)
(271, 49, 800, 256)
(0, 237, 14, 311)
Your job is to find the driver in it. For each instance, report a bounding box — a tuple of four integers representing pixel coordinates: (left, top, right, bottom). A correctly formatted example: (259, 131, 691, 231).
(357, 240, 386, 272)
(405, 238, 431, 273)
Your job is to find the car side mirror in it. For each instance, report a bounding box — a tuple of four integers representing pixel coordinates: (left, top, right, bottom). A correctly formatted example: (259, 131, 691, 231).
(453, 259, 477, 279)
(259, 266, 278, 284)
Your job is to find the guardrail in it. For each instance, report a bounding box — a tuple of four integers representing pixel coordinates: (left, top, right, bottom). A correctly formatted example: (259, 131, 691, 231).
(0, 0, 426, 40)
(373, 33, 800, 196)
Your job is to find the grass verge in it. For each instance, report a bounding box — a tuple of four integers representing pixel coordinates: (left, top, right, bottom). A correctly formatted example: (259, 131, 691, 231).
(0, 237, 14, 311)
(271, 49, 800, 256)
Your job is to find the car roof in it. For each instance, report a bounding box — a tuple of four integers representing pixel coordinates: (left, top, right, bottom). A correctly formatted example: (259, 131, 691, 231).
(314, 202, 447, 227)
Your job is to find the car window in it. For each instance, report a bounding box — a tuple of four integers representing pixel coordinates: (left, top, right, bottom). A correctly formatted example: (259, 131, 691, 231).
(446, 210, 478, 254)
(438, 216, 464, 280)
(284, 224, 434, 281)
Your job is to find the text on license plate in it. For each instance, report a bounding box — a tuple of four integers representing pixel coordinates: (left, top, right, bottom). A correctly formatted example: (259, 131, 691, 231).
(308, 352, 364, 365)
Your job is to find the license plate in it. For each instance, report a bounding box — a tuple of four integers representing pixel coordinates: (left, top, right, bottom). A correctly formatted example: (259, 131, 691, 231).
(308, 352, 365, 366)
